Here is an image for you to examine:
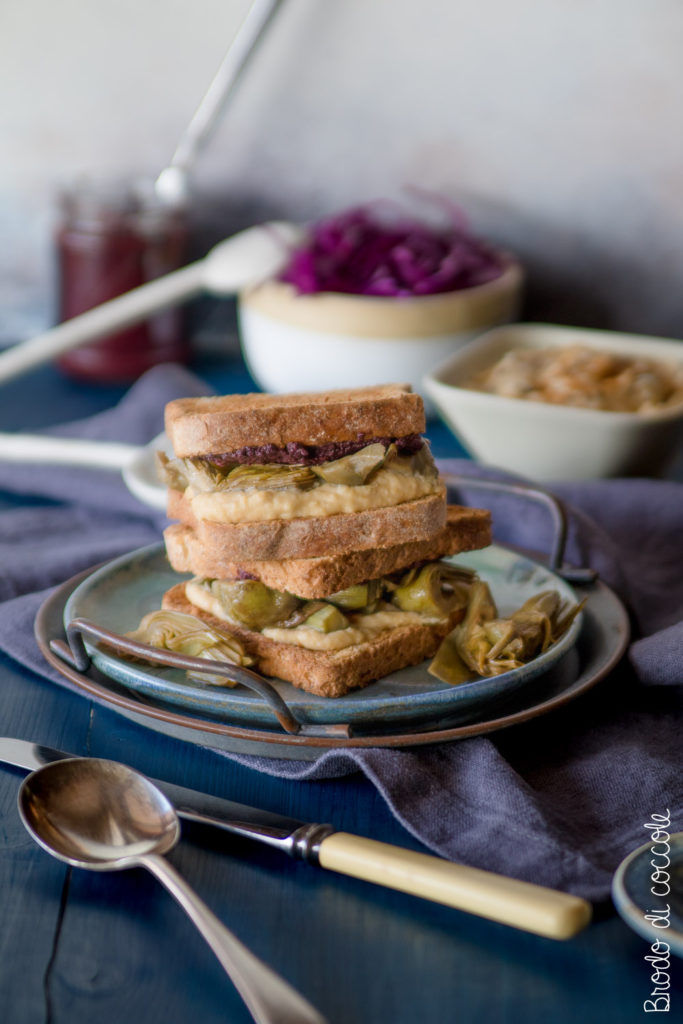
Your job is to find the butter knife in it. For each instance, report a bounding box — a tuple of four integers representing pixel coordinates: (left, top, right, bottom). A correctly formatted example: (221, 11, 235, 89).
(0, 737, 591, 940)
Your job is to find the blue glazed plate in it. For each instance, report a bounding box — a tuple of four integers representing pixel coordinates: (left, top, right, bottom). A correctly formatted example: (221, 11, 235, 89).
(612, 833, 683, 959)
(63, 542, 582, 731)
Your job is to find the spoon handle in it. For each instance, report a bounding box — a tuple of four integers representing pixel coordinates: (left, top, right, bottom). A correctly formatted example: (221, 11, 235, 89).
(0, 262, 205, 386)
(141, 853, 327, 1024)
(157, 0, 284, 201)
(0, 434, 141, 470)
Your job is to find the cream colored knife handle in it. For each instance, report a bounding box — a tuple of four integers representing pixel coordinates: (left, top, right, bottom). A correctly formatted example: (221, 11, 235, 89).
(317, 833, 591, 940)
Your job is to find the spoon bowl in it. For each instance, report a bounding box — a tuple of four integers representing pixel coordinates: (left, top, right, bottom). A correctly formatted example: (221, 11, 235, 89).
(203, 221, 304, 296)
(19, 757, 179, 868)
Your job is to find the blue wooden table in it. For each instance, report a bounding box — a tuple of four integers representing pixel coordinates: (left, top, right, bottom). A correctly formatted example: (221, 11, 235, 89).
(0, 355, 679, 1024)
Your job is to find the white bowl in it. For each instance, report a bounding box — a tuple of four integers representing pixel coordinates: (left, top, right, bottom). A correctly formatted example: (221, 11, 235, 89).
(237, 262, 523, 401)
(423, 323, 683, 481)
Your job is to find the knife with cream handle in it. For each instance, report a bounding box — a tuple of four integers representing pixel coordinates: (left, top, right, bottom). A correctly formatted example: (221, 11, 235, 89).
(0, 738, 591, 939)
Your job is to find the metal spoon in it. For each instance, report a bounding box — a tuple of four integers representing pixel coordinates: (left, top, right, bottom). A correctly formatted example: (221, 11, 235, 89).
(18, 758, 327, 1024)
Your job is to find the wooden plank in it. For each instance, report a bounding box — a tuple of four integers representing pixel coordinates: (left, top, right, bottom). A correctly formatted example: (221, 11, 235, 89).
(32, 698, 676, 1024)
(0, 653, 93, 1023)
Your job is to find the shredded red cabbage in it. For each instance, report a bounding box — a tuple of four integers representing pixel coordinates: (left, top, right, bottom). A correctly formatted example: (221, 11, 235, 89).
(280, 203, 505, 297)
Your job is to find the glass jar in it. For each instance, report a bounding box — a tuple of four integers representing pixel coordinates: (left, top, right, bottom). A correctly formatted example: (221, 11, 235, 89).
(56, 180, 189, 382)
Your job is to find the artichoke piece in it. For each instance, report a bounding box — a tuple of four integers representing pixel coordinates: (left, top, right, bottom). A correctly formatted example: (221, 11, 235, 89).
(383, 441, 438, 480)
(427, 580, 497, 683)
(483, 591, 560, 663)
(302, 604, 350, 633)
(382, 565, 418, 593)
(453, 580, 499, 674)
(553, 595, 585, 639)
(191, 458, 237, 490)
(156, 454, 237, 493)
(379, 442, 413, 477)
(126, 609, 253, 687)
(312, 443, 387, 486)
(223, 464, 318, 491)
(206, 579, 302, 629)
(278, 600, 327, 628)
(326, 580, 383, 611)
(427, 632, 474, 686)
(445, 585, 583, 678)
(391, 562, 476, 618)
(156, 451, 187, 490)
(410, 441, 439, 479)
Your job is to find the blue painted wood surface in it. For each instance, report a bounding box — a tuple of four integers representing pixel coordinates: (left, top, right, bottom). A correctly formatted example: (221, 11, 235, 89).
(0, 356, 680, 1023)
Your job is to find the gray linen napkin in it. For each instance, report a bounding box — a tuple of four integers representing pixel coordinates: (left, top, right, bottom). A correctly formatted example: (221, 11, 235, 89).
(0, 365, 680, 902)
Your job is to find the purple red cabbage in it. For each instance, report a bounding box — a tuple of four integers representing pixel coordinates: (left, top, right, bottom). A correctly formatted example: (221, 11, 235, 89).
(280, 203, 505, 297)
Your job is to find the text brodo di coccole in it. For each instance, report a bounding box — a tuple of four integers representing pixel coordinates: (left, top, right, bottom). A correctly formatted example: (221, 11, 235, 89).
(642, 811, 673, 1014)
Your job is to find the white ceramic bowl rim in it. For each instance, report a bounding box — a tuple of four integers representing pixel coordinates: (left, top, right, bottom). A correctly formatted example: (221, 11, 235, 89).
(240, 261, 524, 340)
(426, 323, 683, 424)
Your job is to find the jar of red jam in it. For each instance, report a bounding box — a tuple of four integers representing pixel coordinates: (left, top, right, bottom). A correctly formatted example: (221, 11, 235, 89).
(56, 180, 189, 382)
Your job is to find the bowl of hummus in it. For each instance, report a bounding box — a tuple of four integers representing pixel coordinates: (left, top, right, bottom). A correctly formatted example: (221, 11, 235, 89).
(424, 323, 683, 480)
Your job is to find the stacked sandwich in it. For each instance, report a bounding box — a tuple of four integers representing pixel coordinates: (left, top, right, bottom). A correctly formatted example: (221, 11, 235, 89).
(159, 385, 492, 697)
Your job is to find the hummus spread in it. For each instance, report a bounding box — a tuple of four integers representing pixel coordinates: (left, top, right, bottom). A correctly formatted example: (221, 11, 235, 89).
(262, 609, 441, 651)
(188, 465, 442, 524)
(185, 581, 444, 652)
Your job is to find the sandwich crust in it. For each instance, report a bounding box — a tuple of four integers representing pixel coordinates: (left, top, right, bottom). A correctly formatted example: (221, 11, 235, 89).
(165, 384, 425, 457)
(167, 487, 448, 560)
(164, 504, 491, 597)
(162, 582, 465, 698)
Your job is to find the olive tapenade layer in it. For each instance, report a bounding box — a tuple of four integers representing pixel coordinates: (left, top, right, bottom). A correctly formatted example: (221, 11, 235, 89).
(203, 433, 424, 467)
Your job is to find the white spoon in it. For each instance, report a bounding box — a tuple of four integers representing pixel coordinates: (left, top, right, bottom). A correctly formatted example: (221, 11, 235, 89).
(0, 430, 169, 509)
(0, 221, 304, 386)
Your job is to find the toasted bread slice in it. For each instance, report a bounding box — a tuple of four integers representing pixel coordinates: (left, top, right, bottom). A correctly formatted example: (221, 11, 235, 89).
(162, 582, 465, 698)
(165, 384, 425, 457)
(166, 487, 447, 560)
(164, 504, 491, 597)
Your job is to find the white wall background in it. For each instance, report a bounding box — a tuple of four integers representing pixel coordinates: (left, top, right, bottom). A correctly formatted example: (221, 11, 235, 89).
(2, 0, 682, 343)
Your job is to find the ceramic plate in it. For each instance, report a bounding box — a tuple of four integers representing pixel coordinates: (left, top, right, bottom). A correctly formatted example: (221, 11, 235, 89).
(63, 543, 582, 731)
(612, 833, 683, 958)
(37, 565, 627, 759)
